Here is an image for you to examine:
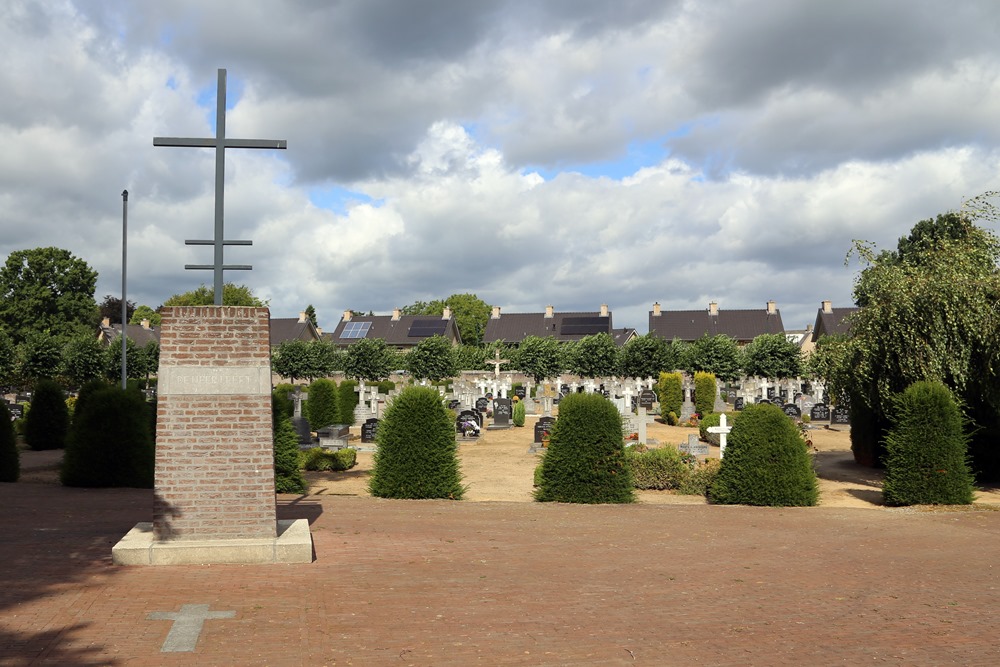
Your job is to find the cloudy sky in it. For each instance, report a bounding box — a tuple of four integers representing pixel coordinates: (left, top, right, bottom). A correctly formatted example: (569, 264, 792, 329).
(3, 1, 1000, 334)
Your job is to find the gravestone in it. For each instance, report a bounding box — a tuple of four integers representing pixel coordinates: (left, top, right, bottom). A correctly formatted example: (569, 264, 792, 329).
(490, 398, 512, 429)
(831, 406, 851, 425)
(447, 399, 461, 410)
(782, 403, 801, 418)
(680, 434, 709, 456)
(534, 416, 556, 444)
(810, 403, 830, 422)
(733, 397, 745, 411)
(475, 397, 489, 413)
(639, 389, 657, 410)
(757, 398, 771, 405)
(113, 306, 311, 565)
(7, 404, 22, 420)
(290, 389, 312, 446)
(456, 410, 482, 437)
(514, 386, 527, 400)
(317, 425, 349, 449)
(361, 418, 379, 443)
(766, 387, 776, 400)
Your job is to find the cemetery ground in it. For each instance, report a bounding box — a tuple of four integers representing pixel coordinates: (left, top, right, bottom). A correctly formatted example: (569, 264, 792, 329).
(4, 421, 1000, 665)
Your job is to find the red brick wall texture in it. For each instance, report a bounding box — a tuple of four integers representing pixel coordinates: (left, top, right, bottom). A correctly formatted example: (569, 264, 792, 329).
(153, 307, 277, 541)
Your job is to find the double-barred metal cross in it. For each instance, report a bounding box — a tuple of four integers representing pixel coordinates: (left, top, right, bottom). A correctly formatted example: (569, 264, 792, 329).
(154, 69, 286, 304)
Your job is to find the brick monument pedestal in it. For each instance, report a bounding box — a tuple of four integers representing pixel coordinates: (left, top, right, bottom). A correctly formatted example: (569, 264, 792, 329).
(113, 306, 312, 565)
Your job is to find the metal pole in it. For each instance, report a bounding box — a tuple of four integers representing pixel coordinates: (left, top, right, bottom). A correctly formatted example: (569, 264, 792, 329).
(121, 190, 128, 390)
(214, 69, 226, 305)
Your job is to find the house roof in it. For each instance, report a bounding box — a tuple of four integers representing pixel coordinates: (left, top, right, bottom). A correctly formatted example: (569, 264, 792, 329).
(611, 328, 637, 347)
(326, 314, 463, 347)
(482, 310, 614, 345)
(812, 306, 859, 341)
(270, 317, 322, 346)
(97, 321, 161, 347)
(649, 304, 784, 343)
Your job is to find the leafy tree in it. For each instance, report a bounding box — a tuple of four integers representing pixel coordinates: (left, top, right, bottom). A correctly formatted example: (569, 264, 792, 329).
(657, 372, 683, 420)
(160, 282, 266, 308)
(272, 340, 319, 383)
(407, 335, 457, 382)
(401, 293, 492, 346)
(882, 381, 974, 506)
(129, 305, 161, 327)
(369, 386, 464, 500)
(344, 337, 392, 383)
(17, 332, 63, 383)
(98, 295, 136, 325)
(569, 333, 618, 378)
(515, 335, 562, 382)
(0, 247, 98, 344)
(304, 304, 318, 327)
(104, 335, 146, 381)
(0, 329, 15, 386)
(618, 334, 673, 379)
(452, 344, 487, 372)
(311, 339, 343, 376)
(685, 334, 741, 381)
(804, 334, 851, 396)
(741, 333, 803, 379)
(844, 203, 1000, 477)
(61, 334, 107, 386)
(140, 341, 160, 382)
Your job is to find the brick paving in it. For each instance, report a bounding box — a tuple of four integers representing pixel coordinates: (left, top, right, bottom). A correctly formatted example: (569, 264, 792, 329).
(1, 483, 999, 666)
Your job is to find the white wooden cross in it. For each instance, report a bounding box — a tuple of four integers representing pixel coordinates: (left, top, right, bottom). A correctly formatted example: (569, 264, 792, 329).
(707, 414, 732, 458)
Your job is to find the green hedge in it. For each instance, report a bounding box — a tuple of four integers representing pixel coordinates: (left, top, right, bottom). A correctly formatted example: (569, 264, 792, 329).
(535, 393, 634, 504)
(302, 447, 357, 472)
(26, 379, 69, 451)
(882, 381, 974, 506)
(338, 379, 359, 426)
(708, 403, 818, 506)
(693, 371, 716, 418)
(0, 403, 18, 483)
(625, 445, 688, 490)
(369, 386, 464, 499)
(273, 408, 307, 494)
(306, 379, 339, 429)
(657, 372, 683, 419)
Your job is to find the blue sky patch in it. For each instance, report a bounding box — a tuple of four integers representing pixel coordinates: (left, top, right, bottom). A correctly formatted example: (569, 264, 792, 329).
(308, 186, 381, 214)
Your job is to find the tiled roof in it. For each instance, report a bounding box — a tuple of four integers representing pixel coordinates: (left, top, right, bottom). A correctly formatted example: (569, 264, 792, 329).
(483, 311, 613, 345)
(611, 328, 637, 347)
(327, 314, 462, 347)
(812, 307, 858, 341)
(649, 308, 784, 343)
(97, 322, 161, 347)
(270, 318, 322, 346)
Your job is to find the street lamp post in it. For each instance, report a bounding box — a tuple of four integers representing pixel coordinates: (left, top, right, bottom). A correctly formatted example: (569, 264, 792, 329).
(121, 190, 128, 390)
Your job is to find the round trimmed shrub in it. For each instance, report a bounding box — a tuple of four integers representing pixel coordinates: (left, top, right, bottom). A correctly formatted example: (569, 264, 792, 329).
(882, 381, 974, 506)
(535, 393, 634, 504)
(272, 383, 297, 421)
(25, 379, 69, 451)
(0, 403, 19, 482)
(369, 386, 464, 499)
(306, 379, 339, 429)
(61, 386, 153, 488)
(302, 447, 357, 472)
(273, 406, 307, 494)
(708, 403, 818, 506)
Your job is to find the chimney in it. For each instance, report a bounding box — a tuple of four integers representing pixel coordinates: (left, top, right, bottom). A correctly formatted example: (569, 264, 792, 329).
(766, 300, 777, 315)
(141, 319, 150, 330)
(806, 323, 813, 332)
(600, 303, 609, 317)
(316, 327, 323, 335)
(442, 307, 452, 320)
(392, 308, 401, 321)
(491, 305, 501, 319)
(544, 305, 554, 318)
(298, 311, 307, 323)
(822, 300, 832, 314)
(343, 309, 353, 322)
(708, 301, 719, 317)
(652, 302, 661, 317)
(102, 317, 110, 328)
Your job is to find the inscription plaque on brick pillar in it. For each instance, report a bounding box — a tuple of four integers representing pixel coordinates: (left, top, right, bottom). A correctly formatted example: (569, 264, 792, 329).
(154, 306, 275, 541)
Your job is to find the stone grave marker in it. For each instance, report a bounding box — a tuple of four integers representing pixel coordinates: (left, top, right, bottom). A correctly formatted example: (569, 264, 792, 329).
(534, 416, 556, 444)
(782, 403, 801, 418)
(757, 398, 771, 405)
(680, 433, 709, 456)
(475, 396, 489, 413)
(733, 396, 745, 411)
(447, 399, 461, 410)
(456, 409, 482, 437)
(514, 386, 527, 400)
(810, 403, 830, 422)
(490, 397, 512, 429)
(831, 406, 850, 425)
(361, 417, 379, 443)
(639, 389, 657, 410)
(766, 386, 776, 400)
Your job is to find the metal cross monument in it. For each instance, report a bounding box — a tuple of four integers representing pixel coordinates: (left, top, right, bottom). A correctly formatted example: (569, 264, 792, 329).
(154, 69, 286, 304)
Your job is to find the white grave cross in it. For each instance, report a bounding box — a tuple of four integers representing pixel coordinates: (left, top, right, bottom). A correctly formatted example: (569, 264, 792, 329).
(707, 414, 732, 458)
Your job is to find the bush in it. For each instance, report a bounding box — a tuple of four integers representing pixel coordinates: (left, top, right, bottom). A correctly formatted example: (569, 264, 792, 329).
(533, 461, 544, 487)
(0, 403, 18, 483)
(273, 408, 307, 494)
(699, 412, 735, 444)
(882, 382, 974, 506)
(61, 386, 154, 488)
(303, 447, 357, 472)
(73, 380, 111, 428)
(535, 393, 634, 504)
(678, 458, 722, 496)
(369, 386, 464, 499)
(306, 379, 339, 429)
(694, 371, 716, 420)
(25, 379, 69, 451)
(338, 379, 359, 426)
(625, 446, 688, 490)
(708, 403, 818, 506)
(512, 401, 526, 427)
(658, 372, 683, 419)
(272, 383, 298, 421)
(377, 380, 396, 395)
(666, 411, 679, 426)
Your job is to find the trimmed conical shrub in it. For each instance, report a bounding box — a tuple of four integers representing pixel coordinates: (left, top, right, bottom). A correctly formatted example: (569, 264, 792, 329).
(338, 379, 359, 426)
(272, 403, 307, 495)
(0, 403, 18, 482)
(535, 392, 634, 504)
(306, 378, 339, 429)
(25, 379, 69, 451)
(882, 381, 974, 506)
(709, 403, 818, 506)
(369, 385, 464, 499)
(61, 386, 154, 488)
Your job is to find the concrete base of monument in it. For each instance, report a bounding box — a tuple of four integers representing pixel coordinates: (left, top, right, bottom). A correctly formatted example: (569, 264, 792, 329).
(112, 519, 313, 565)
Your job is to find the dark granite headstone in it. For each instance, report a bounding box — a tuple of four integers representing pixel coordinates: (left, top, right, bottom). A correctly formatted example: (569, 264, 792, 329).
(456, 409, 482, 436)
(810, 403, 830, 421)
(8, 404, 23, 420)
(733, 397, 744, 411)
(757, 398, 771, 405)
(291, 415, 312, 446)
(639, 389, 657, 409)
(766, 387, 776, 400)
(448, 399, 461, 410)
(514, 386, 527, 400)
(492, 398, 512, 427)
(782, 403, 801, 418)
(831, 406, 850, 425)
(361, 418, 379, 443)
(475, 397, 489, 413)
(534, 416, 556, 444)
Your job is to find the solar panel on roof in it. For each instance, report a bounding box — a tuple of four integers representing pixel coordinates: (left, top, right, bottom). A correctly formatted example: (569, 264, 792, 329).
(560, 316, 610, 336)
(340, 321, 372, 339)
(408, 319, 448, 337)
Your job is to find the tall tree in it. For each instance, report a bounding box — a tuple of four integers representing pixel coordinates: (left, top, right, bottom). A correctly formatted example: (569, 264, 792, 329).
(569, 333, 618, 378)
(129, 305, 161, 327)
(304, 304, 318, 327)
(0, 329, 15, 387)
(61, 334, 107, 387)
(0, 247, 98, 344)
(685, 334, 741, 381)
(407, 335, 457, 382)
(16, 332, 63, 384)
(344, 338, 392, 383)
(401, 294, 492, 346)
(98, 295, 136, 325)
(160, 283, 266, 308)
(618, 334, 674, 379)
(514, 335, 562, 383)
(741, 333, 803, 379)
